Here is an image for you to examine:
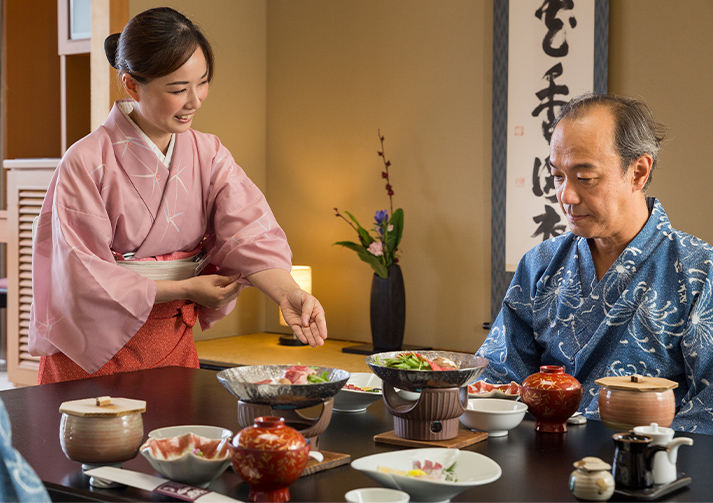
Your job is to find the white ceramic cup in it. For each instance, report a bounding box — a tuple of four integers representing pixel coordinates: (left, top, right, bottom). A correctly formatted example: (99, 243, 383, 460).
(345, 488, 410, 503)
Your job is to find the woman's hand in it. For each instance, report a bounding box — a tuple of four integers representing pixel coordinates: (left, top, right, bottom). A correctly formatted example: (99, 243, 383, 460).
(155, 274, 242, 310)
(247, 268, 328, 347)
(279, 289, 328, 347)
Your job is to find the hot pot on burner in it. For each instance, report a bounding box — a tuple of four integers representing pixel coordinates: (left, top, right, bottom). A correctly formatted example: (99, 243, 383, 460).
(367, 351, 489, 441)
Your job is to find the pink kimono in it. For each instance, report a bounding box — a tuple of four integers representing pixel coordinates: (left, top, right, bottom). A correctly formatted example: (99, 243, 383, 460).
(29, 100, 292, 382)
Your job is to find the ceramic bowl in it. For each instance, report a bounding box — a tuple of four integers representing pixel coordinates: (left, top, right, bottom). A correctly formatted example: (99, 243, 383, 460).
(345, 487, 411, 503)
(232, 416, 311, 502)
(59, 397, 146, 466)
(459, 398, 528, 437)
(140, 430, 234, 487)
(351, 448, 501, 503)
(366, 351, 489, 392)
(60, 414, 144, 465)
(216, 365, 350, 409)
(598, 387, 675, 431)
(333, 373, 383, 413)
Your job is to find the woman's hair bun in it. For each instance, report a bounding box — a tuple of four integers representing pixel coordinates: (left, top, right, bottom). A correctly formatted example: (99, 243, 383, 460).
(104, 33, 121, 69)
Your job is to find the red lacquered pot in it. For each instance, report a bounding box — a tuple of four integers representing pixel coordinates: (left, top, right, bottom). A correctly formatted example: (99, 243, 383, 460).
(520, 365, 583, 433)
(231, 416, 310, 502)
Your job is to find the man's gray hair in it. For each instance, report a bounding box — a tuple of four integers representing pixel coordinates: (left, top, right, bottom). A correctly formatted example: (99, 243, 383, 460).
(553, 93, 667, 189)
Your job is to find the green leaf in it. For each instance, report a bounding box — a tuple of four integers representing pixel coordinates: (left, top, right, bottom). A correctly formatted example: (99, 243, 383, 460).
(344, 211, 374, 245)
(334, 241, 388, 278)
(385, 208, 404, 256)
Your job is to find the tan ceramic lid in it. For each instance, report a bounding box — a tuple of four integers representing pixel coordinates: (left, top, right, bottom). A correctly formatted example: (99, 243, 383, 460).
(59, 396, 146, 417)
(595, 374, 678, 392)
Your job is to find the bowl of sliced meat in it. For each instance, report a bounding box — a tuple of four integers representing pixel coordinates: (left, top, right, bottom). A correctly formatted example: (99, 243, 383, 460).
(216, 364, 350, 409)
(467, 381, 521, 400)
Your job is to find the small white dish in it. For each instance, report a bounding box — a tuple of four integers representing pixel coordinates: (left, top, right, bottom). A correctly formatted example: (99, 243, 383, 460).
(351, 448, 501, 502)
(141, 426, 234, 487)
(334, 373, 383, 413)
(459, 398, 527, 437)
(345, 487, 410, 502)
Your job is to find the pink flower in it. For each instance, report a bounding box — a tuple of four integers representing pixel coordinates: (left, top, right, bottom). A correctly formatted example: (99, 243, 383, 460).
(368, 241, 384, 257)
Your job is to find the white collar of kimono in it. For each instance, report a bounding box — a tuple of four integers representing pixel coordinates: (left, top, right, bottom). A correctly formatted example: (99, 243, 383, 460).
(117, 100, 175, 168)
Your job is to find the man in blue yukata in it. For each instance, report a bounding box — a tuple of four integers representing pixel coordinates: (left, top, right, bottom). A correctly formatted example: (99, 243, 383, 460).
(477, 93, 713, 434)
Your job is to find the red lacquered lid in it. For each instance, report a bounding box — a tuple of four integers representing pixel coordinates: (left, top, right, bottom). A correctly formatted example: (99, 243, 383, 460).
(232, 416, 307, 451)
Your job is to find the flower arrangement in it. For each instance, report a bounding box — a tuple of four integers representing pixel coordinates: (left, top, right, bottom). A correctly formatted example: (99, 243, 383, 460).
(334, 131, 404, 279)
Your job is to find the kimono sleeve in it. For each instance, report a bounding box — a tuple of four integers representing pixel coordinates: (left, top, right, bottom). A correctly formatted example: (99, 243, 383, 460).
(0, 398, 50, 502)
(29, 142, 157, 374)
(670, 273, 713, 434)
(198, 140, 293, 329)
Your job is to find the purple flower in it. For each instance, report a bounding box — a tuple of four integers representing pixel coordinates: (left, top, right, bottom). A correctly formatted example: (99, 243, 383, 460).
(374, 210, 389, 225)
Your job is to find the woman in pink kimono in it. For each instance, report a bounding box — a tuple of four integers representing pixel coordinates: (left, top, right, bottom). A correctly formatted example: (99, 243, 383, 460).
(29, 7, 327, 384)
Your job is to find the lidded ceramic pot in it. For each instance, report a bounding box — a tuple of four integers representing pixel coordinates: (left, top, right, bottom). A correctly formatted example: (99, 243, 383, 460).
(569, 456, 615, 501)
(596, 374, 677, 431)
(520, 365, 583, 433)
(59, 396, 146, 466)
(231, 416, 310, 502)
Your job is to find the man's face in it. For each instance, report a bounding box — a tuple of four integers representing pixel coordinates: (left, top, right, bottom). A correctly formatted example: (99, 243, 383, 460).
(549, 106, 645, 244)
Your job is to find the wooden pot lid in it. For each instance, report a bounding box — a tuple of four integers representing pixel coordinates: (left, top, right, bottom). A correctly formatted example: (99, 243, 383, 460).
(59, 396, 146, 417)
(595, 374, 678, 392)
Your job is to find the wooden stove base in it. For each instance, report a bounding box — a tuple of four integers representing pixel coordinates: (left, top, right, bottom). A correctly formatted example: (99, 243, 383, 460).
(373, 429, 488, 448)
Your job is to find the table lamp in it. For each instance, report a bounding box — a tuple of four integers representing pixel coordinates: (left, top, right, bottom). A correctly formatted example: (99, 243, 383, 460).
(278, 266, 312, 346)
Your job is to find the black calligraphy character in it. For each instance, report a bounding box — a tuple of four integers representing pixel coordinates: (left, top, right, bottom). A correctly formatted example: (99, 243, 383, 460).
(532, 156, 558, 203)
(532, 63, 569, 143)
(535, 0, 577, 57)
(532, 204, 566, 241)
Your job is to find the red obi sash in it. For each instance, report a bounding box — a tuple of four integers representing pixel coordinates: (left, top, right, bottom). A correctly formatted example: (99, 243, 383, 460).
(37, 300, 199, 385)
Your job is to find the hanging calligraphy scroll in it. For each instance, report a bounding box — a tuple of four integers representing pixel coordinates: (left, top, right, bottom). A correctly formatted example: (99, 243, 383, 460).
(490, 0, 608, 319)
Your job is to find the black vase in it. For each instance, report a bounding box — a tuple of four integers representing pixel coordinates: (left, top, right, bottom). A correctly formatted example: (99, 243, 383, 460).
(370, 264, 406, 351)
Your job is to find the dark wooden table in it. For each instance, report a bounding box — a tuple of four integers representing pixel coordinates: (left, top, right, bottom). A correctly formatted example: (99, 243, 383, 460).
(1, 366, 708, 502)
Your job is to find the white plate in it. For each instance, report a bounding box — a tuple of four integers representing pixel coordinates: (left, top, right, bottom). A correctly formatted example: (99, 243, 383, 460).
(467, 382, 520, 400)
(351, 448, 501, 503)
(333, 373, 383, 413)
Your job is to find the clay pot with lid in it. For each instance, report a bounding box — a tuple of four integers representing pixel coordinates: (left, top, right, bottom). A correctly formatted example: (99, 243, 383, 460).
(520, 365, 583, 433)
(59, 396, 146, 466)
(231, 416, 310, 502)
(596, 374, 677, 431)
(569, 456, 615, 501)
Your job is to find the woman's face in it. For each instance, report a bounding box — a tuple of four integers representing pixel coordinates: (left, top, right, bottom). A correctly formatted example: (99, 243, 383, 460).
(124, 47, 210, 152)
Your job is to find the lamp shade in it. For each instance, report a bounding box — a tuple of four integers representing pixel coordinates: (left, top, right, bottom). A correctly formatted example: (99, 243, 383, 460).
(279, 266, 312, 326)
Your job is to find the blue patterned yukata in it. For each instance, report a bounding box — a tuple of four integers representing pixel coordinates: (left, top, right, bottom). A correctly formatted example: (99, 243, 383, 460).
(0, 398, 50, 502)
(477, 198, 713, 434)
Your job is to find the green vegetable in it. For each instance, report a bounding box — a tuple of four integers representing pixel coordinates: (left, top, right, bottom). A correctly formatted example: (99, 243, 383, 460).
(376, 352, 434, 370)
(307, 370, 330, 383)
(444, 462, 457, 482)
